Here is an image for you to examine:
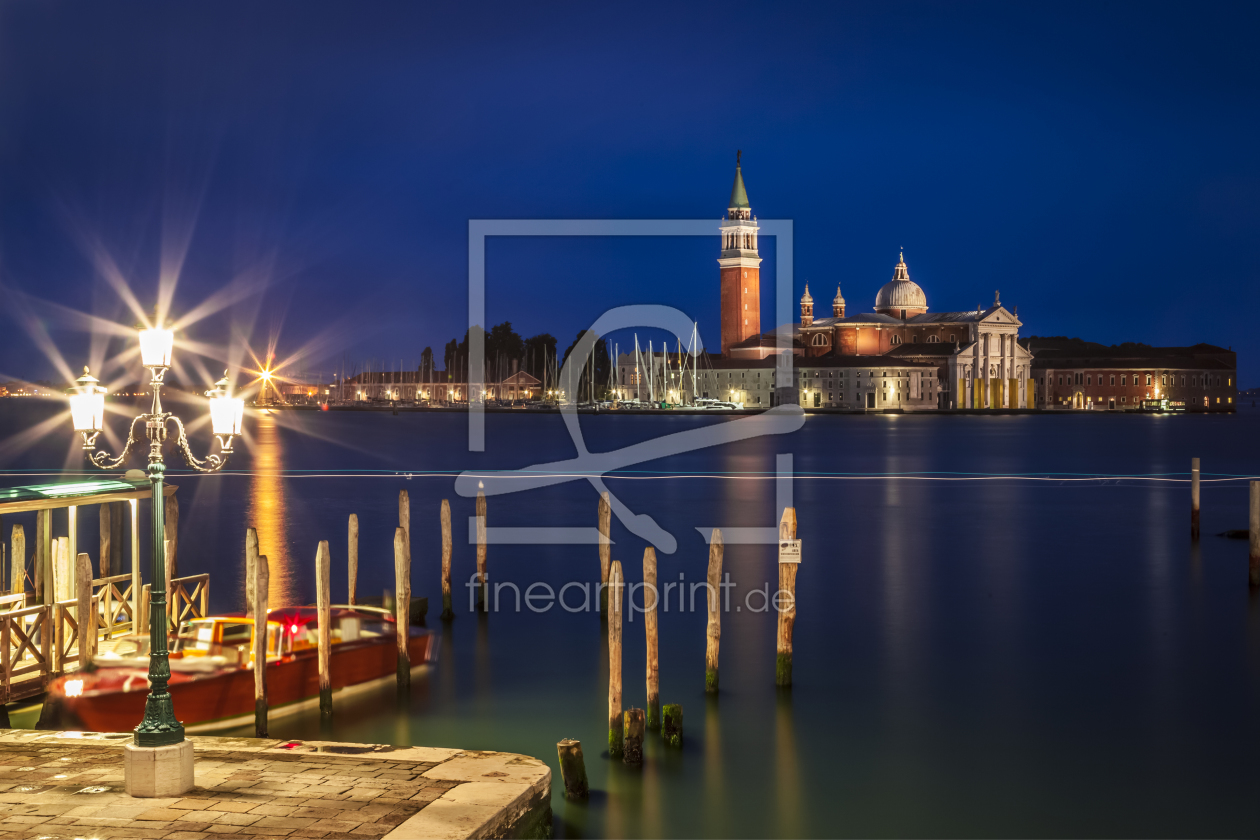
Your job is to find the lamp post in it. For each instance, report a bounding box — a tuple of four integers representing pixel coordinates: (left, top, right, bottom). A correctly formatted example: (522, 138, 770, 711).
(69, 325, 242, 771)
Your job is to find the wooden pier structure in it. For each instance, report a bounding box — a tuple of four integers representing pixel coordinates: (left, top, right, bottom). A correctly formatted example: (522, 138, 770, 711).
(0, 478, 208, 708)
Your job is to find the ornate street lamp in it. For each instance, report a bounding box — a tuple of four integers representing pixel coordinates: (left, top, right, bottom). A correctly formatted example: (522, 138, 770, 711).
(70, 324, 243, 752)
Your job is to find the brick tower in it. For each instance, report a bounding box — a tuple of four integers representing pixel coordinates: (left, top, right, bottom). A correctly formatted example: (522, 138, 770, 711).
(719, 152, 761, 356)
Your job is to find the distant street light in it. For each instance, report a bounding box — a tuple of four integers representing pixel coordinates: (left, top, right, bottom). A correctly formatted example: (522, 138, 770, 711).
(69, 323, 243, 751)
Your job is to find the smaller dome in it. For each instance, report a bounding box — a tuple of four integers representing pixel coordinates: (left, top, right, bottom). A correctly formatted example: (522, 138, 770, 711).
(833, 284, 845, 305)
(800, 283, 813, 304)
(874, 252, 927, 314)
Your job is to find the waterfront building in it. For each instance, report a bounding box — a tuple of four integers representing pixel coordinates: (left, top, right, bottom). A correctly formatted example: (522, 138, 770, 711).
(342, 369, 541, 403)
(1025, 338, 1237, 411)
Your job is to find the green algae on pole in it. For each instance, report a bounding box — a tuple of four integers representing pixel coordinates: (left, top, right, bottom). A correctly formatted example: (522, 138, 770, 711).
(662, 704, 683, 747)
(623, 707, 645, 765)
(608, 559, 624, 759)
(440, 499, 453, 620)
(705, 529, 722, 693)
(644, 546, 660, 729)
(556, 739, 589, 798)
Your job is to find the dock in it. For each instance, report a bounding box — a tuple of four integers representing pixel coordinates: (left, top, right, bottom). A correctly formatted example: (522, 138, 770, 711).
(0, 729, 551, 839)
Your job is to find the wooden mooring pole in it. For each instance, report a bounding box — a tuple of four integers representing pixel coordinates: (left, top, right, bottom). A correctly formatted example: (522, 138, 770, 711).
(623, 707, 645, 765)
(99, 503, 112, 578)
(1250, 481, 1259, 588)
(476, 489, 488, 611)
(164, 493, 179, 579)
(705, 529, 723, 693)
(10, 525, 24, 597)
(608, 559, 624, 759)
(440, 500, 453, 620)
(76, 552, 93, 666)
(394, 527, 411, 687)
(35, 509, 48, 604)
(245, 528, 259, 618)
(254, 553, 269, 737)
(598, 492, 611, 617)
(556, 739, 589, 798)
(316, 540, 332, 716)
(1191, 458, 1201, 539)
(644, 546, 660, 729)
(662, 703, 683, 747)
(777, 507, 798, 687)
(348, 514, 359, 606)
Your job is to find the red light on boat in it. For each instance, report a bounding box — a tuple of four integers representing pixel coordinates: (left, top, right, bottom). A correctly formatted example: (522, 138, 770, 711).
(321, 404, 329, 411)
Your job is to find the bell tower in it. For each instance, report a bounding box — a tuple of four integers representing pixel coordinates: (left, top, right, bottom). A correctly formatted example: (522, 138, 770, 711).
(719, 151, 761, 356)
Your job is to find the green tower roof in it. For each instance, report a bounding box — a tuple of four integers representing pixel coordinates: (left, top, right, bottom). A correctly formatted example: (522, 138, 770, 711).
(728, 152, 750, 209)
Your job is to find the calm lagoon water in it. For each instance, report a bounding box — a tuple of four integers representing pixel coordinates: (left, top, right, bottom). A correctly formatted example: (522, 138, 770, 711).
(3, 400, 1259, 838)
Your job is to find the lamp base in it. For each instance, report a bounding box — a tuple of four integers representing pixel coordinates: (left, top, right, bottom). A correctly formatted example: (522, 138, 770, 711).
(124, 740, 195, 797)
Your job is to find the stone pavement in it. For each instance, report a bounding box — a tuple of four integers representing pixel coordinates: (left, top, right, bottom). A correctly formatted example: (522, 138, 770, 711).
(0, 731, 550, 839)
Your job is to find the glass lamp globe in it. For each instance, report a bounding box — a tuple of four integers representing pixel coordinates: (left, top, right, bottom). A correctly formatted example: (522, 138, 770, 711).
(207, 372, 245, 437)
(69, 367, 106, 433)
(138, 327, 174, 367)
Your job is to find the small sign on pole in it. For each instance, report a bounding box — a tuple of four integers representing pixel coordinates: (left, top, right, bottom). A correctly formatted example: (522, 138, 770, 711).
(778, 539, 801, 564)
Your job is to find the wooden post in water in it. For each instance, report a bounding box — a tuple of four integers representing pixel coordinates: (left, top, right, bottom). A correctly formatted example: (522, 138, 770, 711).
(394, 527, 411, 688)
(11, 525, 24, 597)
(347, 514, 359, 606)
(777, 507, 798, 687)
(76, 552, 93, 666)
(662, 703, 683, 747)
(440, 500, 453, 620)
(556, 739, 589, 798)
(623, 707, 645, 766)
(245, 528, 259, 618)
(644, 546, 660, 729)
(607, 559, 624, 759)
(54, 537, 70, 603)
(399, 488, 411, 572)
(254, 554, 269, 737)
(1191, 458, 1201, 539)
(476, 489, 488, 611)
(598, 492, 611, 617)
(316, 540, 332, 716)
(164, 493, 179, 580)
(35, 509, 48, 604)
(705, 529, 723, 693)
(1250, 481, 1259, 588)
(98, 503, 112, 578)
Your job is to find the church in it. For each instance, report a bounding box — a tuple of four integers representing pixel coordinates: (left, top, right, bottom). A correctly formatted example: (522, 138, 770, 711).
(722, 158, 1034, 410)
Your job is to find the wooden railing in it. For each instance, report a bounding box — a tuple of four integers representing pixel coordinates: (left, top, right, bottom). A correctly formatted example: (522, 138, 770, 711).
(93, 573, 135, 638)
(139, 574, 211, 631)
(54, 596, 96, 673)
(0, 593, 26, 613)
(170, 574, 210, 624)
(1, 604, 51, 702)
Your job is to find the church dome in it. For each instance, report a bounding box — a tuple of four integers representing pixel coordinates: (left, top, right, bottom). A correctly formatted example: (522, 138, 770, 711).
(874, 252, 927, 315)
(800, 284, 813, 304)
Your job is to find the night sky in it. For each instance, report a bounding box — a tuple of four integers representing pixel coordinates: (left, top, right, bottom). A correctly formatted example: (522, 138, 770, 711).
(1, 1, 1257, 385)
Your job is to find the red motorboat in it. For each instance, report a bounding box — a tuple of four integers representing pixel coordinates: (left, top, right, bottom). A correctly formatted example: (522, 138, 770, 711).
(46, 605, 433, 733)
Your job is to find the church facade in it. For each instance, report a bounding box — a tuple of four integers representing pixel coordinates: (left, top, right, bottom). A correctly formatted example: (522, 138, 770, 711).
(719, 160, 1034, 409)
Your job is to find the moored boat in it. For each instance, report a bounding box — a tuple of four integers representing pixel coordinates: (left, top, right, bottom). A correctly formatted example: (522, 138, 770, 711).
(46, 605, 433, 733)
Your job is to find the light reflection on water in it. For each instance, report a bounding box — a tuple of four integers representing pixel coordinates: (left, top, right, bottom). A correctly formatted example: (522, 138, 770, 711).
(246, 411, 296, 607)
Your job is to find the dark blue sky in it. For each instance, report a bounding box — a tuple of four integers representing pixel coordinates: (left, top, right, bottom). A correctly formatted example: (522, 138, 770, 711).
(1, 1, 1257, 384)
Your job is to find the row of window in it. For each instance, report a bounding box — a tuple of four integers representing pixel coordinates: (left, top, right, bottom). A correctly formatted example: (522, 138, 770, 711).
(808, 332, 956, 346)
(1046, 372, 1231, 388)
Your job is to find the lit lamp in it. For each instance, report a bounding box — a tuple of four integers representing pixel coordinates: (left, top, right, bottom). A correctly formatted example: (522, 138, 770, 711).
(68, 367, 106, 446)
(69, 319, 244, 799)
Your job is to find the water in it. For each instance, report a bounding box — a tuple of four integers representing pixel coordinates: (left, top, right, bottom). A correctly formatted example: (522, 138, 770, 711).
(3, 400, 1259, 837)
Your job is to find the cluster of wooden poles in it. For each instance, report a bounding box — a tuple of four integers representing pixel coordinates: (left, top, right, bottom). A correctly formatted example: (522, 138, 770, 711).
(245, 488, 484, 737)
(1189, 457, 1260, 587)
(556, 497, 802, 800)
